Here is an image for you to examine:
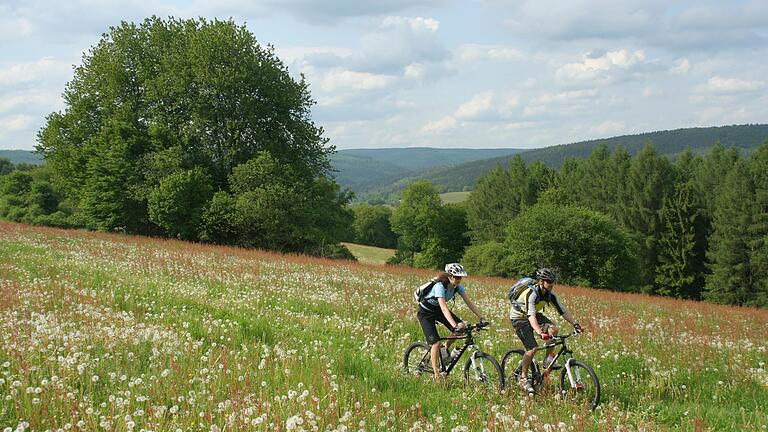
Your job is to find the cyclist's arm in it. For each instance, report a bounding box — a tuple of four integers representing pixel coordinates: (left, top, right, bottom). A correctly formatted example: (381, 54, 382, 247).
(562, 310, 578, 326)
(458, 292, 484, 321)
(437, 297, 459, 328)
(528, 314, 545, 335)
(551, 293, 577, 326)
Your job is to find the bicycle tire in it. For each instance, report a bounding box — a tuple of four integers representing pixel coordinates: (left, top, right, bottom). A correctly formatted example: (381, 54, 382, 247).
(463, 351, 505, 392)
(403, 342, 433, 377)
(559, 359, 601, 410)
(501, 348, 542, 390)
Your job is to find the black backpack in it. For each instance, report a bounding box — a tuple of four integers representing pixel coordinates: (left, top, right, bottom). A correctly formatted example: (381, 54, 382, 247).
(414, 278, 440, 303)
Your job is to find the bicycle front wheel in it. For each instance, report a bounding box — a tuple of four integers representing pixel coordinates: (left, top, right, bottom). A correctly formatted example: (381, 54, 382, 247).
(404, 342, 433, 378)
(463, 352, 505, 392)
(501, 348, 526, 384)
(559, 359, 600, 410)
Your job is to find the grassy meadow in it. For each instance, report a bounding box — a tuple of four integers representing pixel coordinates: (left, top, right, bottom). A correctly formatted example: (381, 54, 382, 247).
(341, 243, 395, 265)
(439, 192, 471, 204)
(1, 221, 767, 431)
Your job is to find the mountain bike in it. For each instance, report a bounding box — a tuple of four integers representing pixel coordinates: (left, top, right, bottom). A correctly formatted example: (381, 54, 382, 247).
(404, 322, 505, 391)
(501, 331, 600, 410)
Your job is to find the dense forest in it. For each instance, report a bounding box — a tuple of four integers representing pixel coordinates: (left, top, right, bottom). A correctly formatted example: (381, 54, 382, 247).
(343, 142, 768, 307)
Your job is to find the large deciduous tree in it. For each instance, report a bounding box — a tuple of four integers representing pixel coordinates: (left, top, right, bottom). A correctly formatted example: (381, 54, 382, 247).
(36, 17, 350, 255)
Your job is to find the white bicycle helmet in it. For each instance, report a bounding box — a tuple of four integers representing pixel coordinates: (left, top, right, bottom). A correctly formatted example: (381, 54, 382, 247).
(445, 263, 468, 277)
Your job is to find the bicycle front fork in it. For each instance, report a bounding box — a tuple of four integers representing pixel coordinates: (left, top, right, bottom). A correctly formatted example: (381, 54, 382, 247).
(469, 349, 485, 379)
(564, 358, 583, 389)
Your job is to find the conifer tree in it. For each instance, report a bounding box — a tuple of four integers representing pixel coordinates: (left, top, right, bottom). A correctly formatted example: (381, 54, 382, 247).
(465, 156, 532, 243)
(620, 143, 676, 292)
(704, 159, 754, 305)
(748, 142, 768, 307)
(655, 180, 707, 299)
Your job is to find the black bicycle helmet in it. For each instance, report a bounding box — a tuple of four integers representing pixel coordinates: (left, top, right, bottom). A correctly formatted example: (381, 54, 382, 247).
(535, 267, 557, 282)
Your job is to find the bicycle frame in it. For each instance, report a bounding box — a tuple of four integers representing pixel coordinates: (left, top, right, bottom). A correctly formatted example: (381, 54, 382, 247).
(418, 325, 483, 375)
(527, 332, 578, 385)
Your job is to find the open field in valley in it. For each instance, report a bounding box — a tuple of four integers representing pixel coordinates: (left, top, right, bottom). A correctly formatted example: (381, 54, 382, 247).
(341, 243, 395, 265)
(1, 221, 767, 431)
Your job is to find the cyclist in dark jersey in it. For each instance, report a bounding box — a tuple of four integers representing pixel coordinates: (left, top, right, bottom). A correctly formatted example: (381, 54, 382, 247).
(417, 263, 487, 381)
(509, 268, 581, 393)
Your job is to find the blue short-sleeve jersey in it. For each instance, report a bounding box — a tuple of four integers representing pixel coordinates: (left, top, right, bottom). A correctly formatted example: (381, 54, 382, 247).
(421, 282, 466, 310)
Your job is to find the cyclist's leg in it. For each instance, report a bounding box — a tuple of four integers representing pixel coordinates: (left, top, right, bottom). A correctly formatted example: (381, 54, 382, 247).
(514, 320, 538, 384)
(538, 313, 556, 357)
(417, 308, 444, 379)
(435, 310, 464, 349)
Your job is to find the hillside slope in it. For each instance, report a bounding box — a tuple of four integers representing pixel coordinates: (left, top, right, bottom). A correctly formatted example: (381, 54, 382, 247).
(2, 220, 767, 430)
(360, 124, 768, 201)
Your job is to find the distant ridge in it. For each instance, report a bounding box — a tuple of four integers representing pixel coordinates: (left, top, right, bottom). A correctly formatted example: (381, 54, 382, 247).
(357, 124, 768, 201)
(331, 147, 524, 194)
(0, 150, 44, 165)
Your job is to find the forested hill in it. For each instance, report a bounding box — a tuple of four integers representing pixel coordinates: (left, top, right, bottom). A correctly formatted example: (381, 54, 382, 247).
(0, 150, 44, 165)
(358, 124, 768, 201)
(331, 148, 524, 194)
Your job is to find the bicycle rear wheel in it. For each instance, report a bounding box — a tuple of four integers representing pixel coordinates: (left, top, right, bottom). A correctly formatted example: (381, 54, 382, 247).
(559, 359, 600, 410)
(404, 342, 433, 378)
(463, 352, 505, 392)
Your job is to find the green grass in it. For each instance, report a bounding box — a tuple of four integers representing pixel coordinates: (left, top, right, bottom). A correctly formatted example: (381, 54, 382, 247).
(2, 221, 767, 431)
(440, 191, 471, 203)
(342, 242, 395, 264)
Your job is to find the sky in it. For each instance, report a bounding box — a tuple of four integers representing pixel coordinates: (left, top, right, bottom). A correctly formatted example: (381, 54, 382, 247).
(1, 0, 767, 151)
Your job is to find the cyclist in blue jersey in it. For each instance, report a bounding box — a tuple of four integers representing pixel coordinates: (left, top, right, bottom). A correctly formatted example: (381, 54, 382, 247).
(417, 263, 487, 381)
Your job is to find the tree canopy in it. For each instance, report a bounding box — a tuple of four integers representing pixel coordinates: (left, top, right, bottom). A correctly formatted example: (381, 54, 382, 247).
(32, 16, 350, 257)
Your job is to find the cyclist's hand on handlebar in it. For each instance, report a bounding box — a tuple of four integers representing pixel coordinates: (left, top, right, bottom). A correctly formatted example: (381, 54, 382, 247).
(540, 332, 551, 340)
(478, 319, 490, 328)
(453, 326, 468, 334)
(573, 323, 583, 334)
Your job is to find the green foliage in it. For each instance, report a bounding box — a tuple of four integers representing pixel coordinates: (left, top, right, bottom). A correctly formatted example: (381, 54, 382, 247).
(32, 16, 349, 255)
(0, 165, 71, 226)
(390, 180, 442, 254)
(350, 204, 396, 248)
(617, 144, 675, 292)
(465, 157, 535, 243)
(461, 241, 510, 277)
(504, 203, 639, 290)
(748, 142, 768, 307)
(148, 167, 213, 240)
(414, 203, 469, 269)
(655, 181, 707, 299)
(389, 181, 469, 269)
(0, 158, 13, 176)
(199, 191, 238, 245)
(704, 159, 754, 305)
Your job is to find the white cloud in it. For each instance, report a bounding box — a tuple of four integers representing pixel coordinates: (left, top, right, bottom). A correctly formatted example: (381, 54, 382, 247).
(0, 115, 35, 134)
(265, 0, 442, 24)
(0, 57, 71, 86)
(458, 44, 524, 62)
(695, 76, 765, 94)
(421, 115, 458, 133)
(354, 16, 449, 73)
(555, 49, 648, 84)
(311, 68, 397, 106)
(403, 62, 427, 80)
(670, 58, 691, 75)
(454, 92, 494, 120)
(590, 120, 625, 135)
(0, 90, 62, 114)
